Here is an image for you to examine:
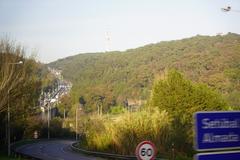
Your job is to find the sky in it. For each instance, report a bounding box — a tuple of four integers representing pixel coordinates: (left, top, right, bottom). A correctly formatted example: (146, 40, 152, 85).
(0, 0, 240, 63)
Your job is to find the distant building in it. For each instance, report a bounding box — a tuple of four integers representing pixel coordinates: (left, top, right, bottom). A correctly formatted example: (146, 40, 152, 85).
(125, 99, 146, 112)
(39, 67, 72, 120)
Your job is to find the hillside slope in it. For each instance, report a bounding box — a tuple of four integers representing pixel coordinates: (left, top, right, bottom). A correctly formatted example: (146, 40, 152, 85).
(49, 33, 240, 111)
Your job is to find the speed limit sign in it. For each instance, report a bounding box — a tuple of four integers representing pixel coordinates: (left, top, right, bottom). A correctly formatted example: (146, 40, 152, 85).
(135, 141, 157, 160)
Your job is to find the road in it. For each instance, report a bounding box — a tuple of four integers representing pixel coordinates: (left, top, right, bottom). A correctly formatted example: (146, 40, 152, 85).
(16, 140, 106, 160)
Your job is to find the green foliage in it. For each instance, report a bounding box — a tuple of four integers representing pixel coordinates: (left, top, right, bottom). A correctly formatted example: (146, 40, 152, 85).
(79, 110, 172, 156)
(149, 70, 227, 123)
(22, 117, 44, 139)
(0, 38, 58, 144)
(48, 33, 240, 112)
(57, 94, 72, 118)
(227, 91, 240, 109)
(108, 105, 126, 114)
(49, 33, 240, 158)
(148, 70, 228, 154)
(76, 70, 228, 157)
(41, 117, 74, 138)
(79, 96, 86, 106)
(175, 155, 193, 160)
(0, 39, 43, 115)
(225, 68, 240, 82)
(50, 117, 63, 137)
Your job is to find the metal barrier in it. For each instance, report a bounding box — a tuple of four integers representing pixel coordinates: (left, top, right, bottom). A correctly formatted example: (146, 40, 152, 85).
(71, 142, 137, 160)
(11, 139, 43, 160)
(11, 140, 166, 160)
(13, 150, 43, 160)
(71, 142, 167, 160)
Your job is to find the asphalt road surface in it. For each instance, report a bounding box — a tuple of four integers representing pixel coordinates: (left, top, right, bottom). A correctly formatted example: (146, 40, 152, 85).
(16, 140, 106, 160)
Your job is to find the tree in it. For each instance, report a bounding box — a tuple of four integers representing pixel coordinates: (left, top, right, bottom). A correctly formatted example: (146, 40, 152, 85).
(0, 39, 26, 113)
(149, 70, 227, 122)
(58, 94, 72, 118)
(48, 33, 240, 112)
(148, 70, 228, 152)
(79, 96, 86, 107)
(0, 39, 48, 143)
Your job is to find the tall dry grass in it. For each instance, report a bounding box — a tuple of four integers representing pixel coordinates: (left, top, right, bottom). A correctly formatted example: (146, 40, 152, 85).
(79, 109, 173, 156)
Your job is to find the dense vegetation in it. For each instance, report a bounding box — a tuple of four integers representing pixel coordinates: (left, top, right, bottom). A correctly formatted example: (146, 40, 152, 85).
(76, 70, 228, 158)
(0, 33, 237, 158)
(3, 32, 238, 159)
(49, 33, 240, 112)
(49, 33, 240, 159)
(0, 39, 55, 153)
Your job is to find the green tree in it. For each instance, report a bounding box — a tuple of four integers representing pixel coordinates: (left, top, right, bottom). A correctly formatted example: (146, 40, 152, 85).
(149, 70, 227, 122)
(79, 96, 86, 107)
(48, 33, 240, 112)
(148, 70, 228, 153)
(0, 39, 54, 144)
(109, 105, 126, 114)
(58, 94, 72, 118)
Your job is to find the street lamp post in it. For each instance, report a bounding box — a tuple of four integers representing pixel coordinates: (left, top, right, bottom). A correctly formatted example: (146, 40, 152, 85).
(8, 61, 23, 65)
(6, 60, 23, 156)
(75, 106, 82, 141)
(7, 89, 10, 156)
(75, 106, 78, 140)
(48, 102, 50, 139)
(47, 91, 52, 140)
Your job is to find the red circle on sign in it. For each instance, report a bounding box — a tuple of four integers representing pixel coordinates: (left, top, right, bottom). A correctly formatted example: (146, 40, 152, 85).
(135, 141, 157, 160)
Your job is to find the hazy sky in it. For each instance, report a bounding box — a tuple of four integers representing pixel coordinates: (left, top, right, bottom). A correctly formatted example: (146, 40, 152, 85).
(1, 0, 240, 63)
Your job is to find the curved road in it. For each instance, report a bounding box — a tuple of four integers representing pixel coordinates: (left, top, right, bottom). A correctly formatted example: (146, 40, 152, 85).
(16, 140, 106, 160)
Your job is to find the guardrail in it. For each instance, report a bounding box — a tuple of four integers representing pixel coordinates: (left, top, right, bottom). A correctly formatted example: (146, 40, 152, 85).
(11, 138, 76, 159)
(71, 142, 167, 160)
(71, 142, 137, 160)
(11, 139, 44, 160)
(11, 139, 166, 160)
(13, 150, 42, 160)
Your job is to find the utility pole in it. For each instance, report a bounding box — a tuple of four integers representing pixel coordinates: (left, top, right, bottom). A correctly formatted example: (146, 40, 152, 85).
(97, 103, 99, 116)
(47, 102, 50, 139)
(75, 106, 78, 140)
(6, 61, 23, 156)
(7, 90, 10, 156)
(105, 30, 111, 52)
(64, 108, 66, 120)
(75, 105, 82, 140)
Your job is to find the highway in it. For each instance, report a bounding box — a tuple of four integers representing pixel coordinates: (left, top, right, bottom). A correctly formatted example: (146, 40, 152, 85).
(16, 140, 106, 160)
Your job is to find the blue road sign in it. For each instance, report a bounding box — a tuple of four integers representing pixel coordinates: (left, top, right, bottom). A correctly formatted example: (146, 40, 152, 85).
(195, 151, 240, 160)
(194, 111, 240, 151)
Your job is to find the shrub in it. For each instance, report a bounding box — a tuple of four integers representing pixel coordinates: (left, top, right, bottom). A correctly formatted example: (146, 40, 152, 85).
(111, 109, 172, 155)
(79, 109, 172, 156)
(148, 70, 228, 154)
(108, 105, 126, 114)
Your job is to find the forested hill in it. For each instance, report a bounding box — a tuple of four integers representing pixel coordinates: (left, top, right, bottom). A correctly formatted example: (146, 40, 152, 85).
(48, 33, 240, 111)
